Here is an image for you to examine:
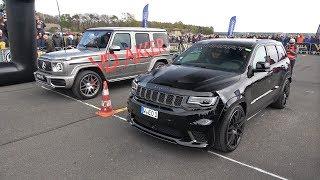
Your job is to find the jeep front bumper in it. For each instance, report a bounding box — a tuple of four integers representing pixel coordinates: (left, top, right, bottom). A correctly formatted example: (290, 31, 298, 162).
(127, 96, 222, 148)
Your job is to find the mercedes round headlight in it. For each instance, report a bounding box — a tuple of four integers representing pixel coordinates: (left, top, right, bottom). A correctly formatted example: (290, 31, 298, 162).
(187, 96, 218, 107)
(52, 62, 64, 72)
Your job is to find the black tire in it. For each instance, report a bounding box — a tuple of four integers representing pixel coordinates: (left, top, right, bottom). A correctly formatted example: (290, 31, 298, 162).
(72, 70, 102, 100)
(270, 79, 290, 109)
(214, 105, 246, 152)
(152, 61, 166, 70)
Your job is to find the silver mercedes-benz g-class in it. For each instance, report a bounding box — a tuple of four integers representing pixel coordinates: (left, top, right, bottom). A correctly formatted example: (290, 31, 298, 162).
(34, 27, 171, 99)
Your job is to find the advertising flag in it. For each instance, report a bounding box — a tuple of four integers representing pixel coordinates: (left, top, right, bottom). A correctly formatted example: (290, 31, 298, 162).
(227, 16, 237, 38)
(141, 4, 149, 28)
(316, 24, 320, 36)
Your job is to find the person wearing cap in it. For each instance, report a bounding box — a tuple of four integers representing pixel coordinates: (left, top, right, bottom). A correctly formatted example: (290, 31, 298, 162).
(286, 38, 298, 73)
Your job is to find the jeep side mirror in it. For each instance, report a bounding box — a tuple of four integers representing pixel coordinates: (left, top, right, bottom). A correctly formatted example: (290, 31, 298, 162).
(254, 62, 271, 72)
(109, 45, 121, 54)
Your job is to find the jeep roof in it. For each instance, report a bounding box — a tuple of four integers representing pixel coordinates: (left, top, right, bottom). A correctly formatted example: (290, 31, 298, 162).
(198, 38, 283, 47)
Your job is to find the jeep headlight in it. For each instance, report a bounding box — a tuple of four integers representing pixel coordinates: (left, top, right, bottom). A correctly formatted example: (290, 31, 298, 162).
(52, 62, 64, 72)
(187, 96, 218, 106)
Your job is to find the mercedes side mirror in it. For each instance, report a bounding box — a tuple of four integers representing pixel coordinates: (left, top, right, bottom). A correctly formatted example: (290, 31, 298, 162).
(109, 45, 121, 54)
(247, 65, 254, 78)
(254, 62, 271, 72)
(172, 53, 179, 61)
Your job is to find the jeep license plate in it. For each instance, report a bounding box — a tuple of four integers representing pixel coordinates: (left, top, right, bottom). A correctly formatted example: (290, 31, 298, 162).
(141, 106, 158, 119)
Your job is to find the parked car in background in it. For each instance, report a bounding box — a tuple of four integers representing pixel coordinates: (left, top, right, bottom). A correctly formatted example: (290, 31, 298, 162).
(127, 39, 292, 152)
(34, 27, 171, 99)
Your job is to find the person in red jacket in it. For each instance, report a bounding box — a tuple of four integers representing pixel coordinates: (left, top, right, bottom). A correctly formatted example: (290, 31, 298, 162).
(286, 38, 298, 73)
(296, 34, 304, 44)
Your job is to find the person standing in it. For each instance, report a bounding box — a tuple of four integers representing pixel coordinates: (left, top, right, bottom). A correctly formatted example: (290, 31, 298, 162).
(0, 13, 8, 37)
(43, 34, 55, 53)
(303, 35, 311, 44)
(66, 34, 75, 48)
(35, 15, 46, 34)
(317, 35, 320, 44)
(286, 38, 298, 73)
(36, 32, 46, 50)
(52, 32, 64, 50)
(178, 35, 185, 53)
(74, 33, 82, 46)
(0, 29, 8, 48)
(296, 34, 304, 44)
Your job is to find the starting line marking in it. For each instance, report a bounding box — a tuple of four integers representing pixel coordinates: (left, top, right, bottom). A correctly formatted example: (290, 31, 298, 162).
(114, 107, 128, 114)
(207, 151, 288, 180)
(41, 86, 287, 180)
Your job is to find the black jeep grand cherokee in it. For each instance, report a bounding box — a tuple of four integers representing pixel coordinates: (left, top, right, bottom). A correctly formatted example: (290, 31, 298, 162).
(127, 39, 291, 152)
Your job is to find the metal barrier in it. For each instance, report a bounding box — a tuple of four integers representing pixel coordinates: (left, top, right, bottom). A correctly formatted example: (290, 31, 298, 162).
(0, 49, 11, 62)
(170, 43, 193, 54)
(296, 43, 320, 55)
(310, 43, 320, 55)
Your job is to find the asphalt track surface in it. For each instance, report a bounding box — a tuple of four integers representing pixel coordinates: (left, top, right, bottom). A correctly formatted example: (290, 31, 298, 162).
(0, 55, 319, 179)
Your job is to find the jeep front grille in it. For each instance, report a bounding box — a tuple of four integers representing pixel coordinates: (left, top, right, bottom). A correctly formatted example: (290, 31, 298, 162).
(136, 86, 184, 107)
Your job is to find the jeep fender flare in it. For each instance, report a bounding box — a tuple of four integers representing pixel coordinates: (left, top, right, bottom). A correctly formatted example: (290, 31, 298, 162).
(216, 92, 246, 121)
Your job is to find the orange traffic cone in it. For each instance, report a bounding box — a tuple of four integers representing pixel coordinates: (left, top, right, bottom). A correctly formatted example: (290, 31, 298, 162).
(96, 81, 114, 117)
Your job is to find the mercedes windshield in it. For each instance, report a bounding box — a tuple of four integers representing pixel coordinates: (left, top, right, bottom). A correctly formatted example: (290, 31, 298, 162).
(77, 30, 112, 49)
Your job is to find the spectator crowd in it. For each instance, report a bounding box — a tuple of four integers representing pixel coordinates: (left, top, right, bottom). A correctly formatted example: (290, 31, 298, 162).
(169, 33, 320, 46)
(0, 11, 8, 48)
(35, 15, 82, 53)
(0, 11, 82, 53)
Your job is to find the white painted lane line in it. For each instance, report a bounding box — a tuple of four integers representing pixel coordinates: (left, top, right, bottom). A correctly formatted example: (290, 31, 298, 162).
(246, 110, 261, 121)
(207, 151, 288, 180)
(41, 86, 128, 121)
(113, 114, 127, 122)
(41, 86, 100, 110)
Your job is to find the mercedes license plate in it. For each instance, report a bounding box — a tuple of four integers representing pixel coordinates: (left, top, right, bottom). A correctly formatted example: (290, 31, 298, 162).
(36, 73, 45, 81)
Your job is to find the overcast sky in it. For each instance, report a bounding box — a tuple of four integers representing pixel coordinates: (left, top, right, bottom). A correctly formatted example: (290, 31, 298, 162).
(35, 0, 319, 33)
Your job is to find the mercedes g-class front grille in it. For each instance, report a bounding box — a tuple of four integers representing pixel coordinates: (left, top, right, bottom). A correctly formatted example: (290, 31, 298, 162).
(136, 86, 184, 107)
(38, 59, 52, 72)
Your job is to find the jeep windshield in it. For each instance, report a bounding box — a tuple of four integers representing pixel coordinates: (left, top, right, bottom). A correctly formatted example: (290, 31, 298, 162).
(173, 43, 253, 73)
(77, 30, 112, 49)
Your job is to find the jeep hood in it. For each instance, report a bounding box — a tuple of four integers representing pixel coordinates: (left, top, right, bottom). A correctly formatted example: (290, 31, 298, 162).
(142, 65, 241, 92)
(40, 48, 102, 60)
